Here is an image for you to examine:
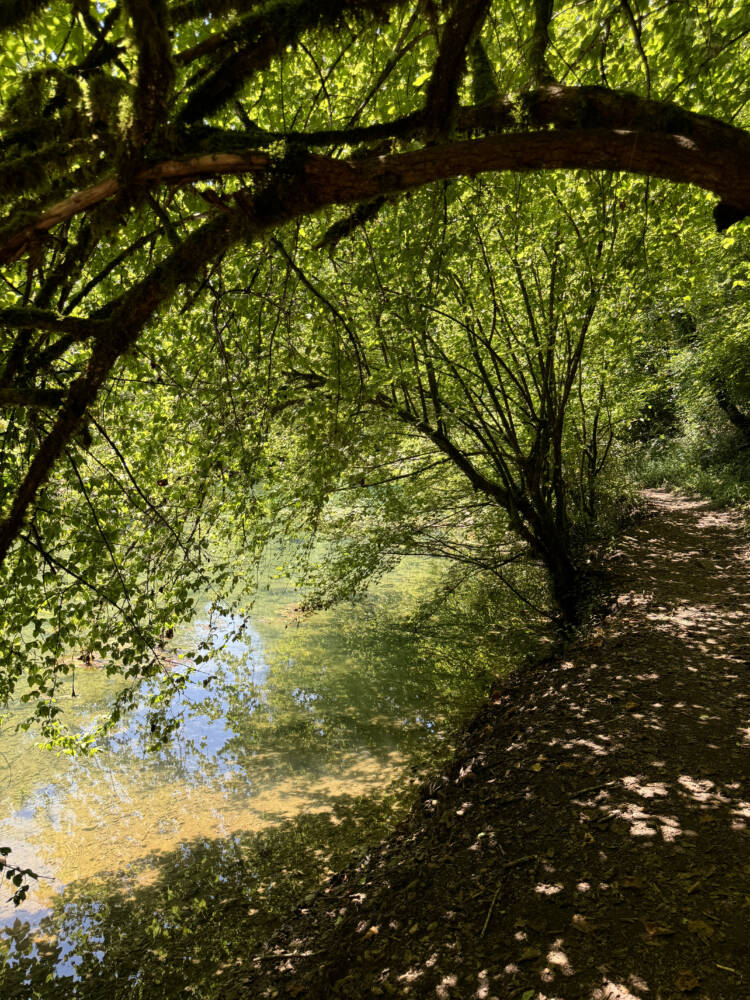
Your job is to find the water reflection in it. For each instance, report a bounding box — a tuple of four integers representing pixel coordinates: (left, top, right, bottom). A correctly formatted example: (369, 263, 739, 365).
(1, 791, 406, 999)
(0, 559, 536, 995)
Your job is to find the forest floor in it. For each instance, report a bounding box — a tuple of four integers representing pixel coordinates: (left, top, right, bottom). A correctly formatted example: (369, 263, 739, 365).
(230, 490, 750, 1000)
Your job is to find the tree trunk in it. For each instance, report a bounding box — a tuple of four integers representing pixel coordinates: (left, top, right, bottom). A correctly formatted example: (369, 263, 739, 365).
(548, 553, 585, 627)
(527, 506, 585, 627)
(714, 379, 750, 445)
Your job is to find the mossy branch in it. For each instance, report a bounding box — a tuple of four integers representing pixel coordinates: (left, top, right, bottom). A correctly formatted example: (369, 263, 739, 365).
(123, 0, 175, 146)
(0, 140, 98, 201)
(424, 0, 491, 134)
(0, 307, 104, 336)
(0, 386, 66, 408)
(5, 86, 750, 264)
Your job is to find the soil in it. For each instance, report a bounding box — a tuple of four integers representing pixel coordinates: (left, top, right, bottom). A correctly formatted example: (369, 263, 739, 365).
(226, 490, 750, 1000)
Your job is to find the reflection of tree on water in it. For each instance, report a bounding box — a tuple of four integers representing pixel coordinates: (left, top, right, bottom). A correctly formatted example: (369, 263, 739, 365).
(194, 563, 541, 785)
(0, 789, 406, 1000)
(0, 561, 545, 995)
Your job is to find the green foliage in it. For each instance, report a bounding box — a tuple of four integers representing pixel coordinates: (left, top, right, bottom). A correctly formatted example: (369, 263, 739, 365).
(226, 173, 639, 621)
(633, 432, 750, 512)
(616, 189, 750, 510)
(0, 848, 38, 907)
(0, 0, 748, 737)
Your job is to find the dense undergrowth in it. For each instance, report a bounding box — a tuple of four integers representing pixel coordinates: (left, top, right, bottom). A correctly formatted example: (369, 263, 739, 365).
(632, 424, 750, 514)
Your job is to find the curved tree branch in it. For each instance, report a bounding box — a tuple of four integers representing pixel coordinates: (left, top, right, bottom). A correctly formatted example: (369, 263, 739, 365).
(3, 86, 749, 265)
(0, 166, 340, 566)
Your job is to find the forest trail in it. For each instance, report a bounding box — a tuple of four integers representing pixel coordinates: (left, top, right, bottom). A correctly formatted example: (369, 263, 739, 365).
(237, 490, 750, 1000)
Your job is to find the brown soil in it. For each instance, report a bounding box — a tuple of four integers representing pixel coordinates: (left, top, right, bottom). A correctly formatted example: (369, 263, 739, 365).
(229, 490, 750, 1000)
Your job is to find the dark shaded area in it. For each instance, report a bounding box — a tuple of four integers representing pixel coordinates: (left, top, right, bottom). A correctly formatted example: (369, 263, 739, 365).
(713, 201, 749, 233)
(239, 491, 750, 999)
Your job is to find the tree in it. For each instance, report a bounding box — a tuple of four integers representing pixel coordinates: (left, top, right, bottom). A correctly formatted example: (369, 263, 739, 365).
(245, 174, 627, 623)
(1, 0, 749, 733)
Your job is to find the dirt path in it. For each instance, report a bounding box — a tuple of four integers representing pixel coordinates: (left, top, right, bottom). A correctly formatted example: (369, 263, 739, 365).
(235, 491, 750, 1000)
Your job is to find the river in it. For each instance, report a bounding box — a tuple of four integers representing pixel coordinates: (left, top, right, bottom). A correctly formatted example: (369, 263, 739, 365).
(0, 558, 529, 998)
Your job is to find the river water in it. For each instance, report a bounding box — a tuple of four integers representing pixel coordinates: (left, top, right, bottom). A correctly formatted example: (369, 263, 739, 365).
(0, 559, 525, 997)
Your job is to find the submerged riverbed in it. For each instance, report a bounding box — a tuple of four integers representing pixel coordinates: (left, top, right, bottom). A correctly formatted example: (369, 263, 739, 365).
(0, 559, 532, 997)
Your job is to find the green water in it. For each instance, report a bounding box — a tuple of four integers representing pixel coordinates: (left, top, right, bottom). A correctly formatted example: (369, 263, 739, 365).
(0, 558, 529, 998)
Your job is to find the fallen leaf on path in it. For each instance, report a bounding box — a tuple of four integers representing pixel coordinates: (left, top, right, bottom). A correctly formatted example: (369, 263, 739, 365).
(685, 918, 714, 942)
(519, 946, 542, 962)
(674, 970, 700, 992)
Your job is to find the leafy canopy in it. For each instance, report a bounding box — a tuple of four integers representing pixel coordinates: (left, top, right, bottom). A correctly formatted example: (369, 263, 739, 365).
(0, 0, 748, 739)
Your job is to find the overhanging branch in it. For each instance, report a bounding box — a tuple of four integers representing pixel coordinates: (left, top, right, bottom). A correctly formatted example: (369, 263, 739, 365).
(2, 86, 749, 265)
(0, 387, 66, 408)
(0, 307, 104, 336)
(0, 171, 334, 567)
(0, 152, 269, 265)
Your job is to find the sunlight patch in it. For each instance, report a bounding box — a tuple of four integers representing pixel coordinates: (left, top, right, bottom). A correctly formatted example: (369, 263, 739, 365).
(656, 814, 682, 841)
(731, 801, 750, 830)
(398, 967, 423, 983)
(535, 882, 564, 895)
(547, 940, 573, 975)
(592, 980, 643, 999)
(621, 776, 668, 798)
(677, 775, 717, 802)
(474, 968, 490, 999)
(436, 972, 458, 999)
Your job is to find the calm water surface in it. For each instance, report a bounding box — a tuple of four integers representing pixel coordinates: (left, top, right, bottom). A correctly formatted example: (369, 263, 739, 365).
(0, 559, 509, 996)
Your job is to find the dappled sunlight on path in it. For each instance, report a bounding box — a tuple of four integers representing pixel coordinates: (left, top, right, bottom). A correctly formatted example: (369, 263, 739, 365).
(243, 491, 750, 999)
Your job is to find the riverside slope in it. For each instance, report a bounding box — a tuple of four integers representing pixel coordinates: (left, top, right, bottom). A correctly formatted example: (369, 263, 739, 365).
(232, 490, 750, 1000)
